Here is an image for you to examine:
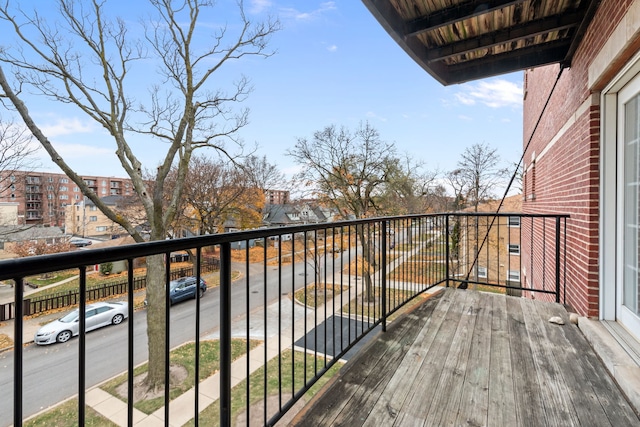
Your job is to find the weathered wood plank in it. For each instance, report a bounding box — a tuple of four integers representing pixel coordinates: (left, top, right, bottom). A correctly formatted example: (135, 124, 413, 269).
(506, 296, 547, 426)
(454, 291, 493, 427)
(290, 290, 445, 426)
(519, 297, 581, 426)
(530, 299, 640, 426)
(392, 288, 471, 426)
(293, 289, 640, 427)
(487, 292, 517, 427)
(360, 287, 457, 426)
(423, 290, 481, 426)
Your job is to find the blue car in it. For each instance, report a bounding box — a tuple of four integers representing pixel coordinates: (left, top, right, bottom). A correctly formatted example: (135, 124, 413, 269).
(169, 276, 207, 305)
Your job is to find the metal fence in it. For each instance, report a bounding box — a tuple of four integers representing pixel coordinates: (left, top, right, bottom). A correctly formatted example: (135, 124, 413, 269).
(0, 213, 567, 427)
(0, 258, 220, 320)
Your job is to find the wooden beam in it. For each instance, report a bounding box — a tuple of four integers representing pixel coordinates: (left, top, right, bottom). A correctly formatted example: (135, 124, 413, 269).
(425, 12, 581, 63)
(406, 0, 527, 37)
(446, 41, 570, 84)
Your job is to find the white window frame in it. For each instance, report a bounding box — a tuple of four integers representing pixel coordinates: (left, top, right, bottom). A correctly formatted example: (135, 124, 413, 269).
(508, 216, 521, 227)
(477, 266, 487, 279)
(508, 244, 521, 255)
(507, 270, 520, 282)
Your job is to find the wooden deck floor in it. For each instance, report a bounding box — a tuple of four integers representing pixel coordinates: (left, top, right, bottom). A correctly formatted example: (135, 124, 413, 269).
(291, 288, 640, 426)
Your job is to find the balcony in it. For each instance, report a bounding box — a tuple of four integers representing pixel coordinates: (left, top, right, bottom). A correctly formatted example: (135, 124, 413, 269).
(0, 213, 637, 426)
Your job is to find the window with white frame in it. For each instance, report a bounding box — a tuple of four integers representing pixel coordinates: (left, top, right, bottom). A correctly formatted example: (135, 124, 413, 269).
(89, 216, 98, 222)
(96, 226, 107, 232)
(508, 216, 521, 227)
(477, 266, 487, 278)
(507, 270, 521, 282)
(508, 244, 520, 255)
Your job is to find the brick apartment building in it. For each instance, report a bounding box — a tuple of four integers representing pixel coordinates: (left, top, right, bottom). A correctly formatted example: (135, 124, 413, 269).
(521, 0, 640, 341)
(265, 189, 289, 205)
(0, 170, 133, 227)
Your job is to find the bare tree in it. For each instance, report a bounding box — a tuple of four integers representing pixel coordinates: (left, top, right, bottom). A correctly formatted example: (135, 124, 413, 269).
(175, 155, 264, 235)
(456, 142, 508, 212)
(0, 117, 39, 196)
(242, 154, 287, 192)
(0, 0, 279, 390)
(381, 154, 439, 215)
(288, 122, 397, 301)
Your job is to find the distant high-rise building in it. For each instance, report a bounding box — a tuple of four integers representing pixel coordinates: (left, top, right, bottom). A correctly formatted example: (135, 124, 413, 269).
(265, 189, 289, 205)
(0, 170, 133, 227)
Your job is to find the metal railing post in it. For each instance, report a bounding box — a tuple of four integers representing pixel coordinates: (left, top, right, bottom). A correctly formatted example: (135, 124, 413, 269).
(78, 266, 87, 427)
(14, 277, 23, 427)
(220, 242, 232, 426)
(381, 220, 387, 332)
(555, 216, 561, 303)
(445, 216, 450, 288)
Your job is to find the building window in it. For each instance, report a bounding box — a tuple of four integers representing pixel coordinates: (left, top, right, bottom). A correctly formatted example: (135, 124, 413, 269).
(47, 194, 53, 199)
(96, 226, 107, 232)
(48, 177, 53, 182)
(101, 189, 107, 195)
(75, 195, 80, 200)
(60, 186, 68, 191)
(10, 194, 15, 199)
(507, 270, 521, 282)
(59, 195, 68, 200)
(89, 216, 98, 222)
(90, 206, 97, 211)
(508, 216, 521, 227)
(10, 175, 15, 182)
(508, 244, 520, 255)
(74, 187, 79, 192)
(477, 266, 487, 278)
(60, 178, 68, 183)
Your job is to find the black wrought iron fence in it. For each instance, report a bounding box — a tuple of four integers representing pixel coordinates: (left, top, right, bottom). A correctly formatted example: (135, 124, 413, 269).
(0, 213, 567, 427)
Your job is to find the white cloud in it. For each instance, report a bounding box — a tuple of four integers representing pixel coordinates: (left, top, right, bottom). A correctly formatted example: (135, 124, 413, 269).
(454, 79, 523, 109)
(249, 0, 272, 14)
(327, 44, 337, 52)
(365, 111, 387, 122)
(280, 2, 336, 21)
(55, 143, 112, 159)
(39, 117, 96, 137)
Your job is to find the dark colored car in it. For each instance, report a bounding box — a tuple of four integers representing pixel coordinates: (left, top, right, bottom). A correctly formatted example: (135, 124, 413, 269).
(70, 238, 92, 247)
(169, 277, 207, 305)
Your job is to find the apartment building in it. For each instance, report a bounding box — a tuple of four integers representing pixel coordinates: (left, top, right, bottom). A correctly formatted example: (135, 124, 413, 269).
(0, 170, 133, 227)
(64, 195, 144, 239)
(265, 189, 289, 205)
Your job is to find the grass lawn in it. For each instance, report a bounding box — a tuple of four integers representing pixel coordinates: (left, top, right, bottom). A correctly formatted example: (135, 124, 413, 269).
(101, 339, 260, 414)
(23, 398, 116, 427)
(293, 284, 350, 308)
(186, 349, 343, 426)
(25, 270, 78, 287)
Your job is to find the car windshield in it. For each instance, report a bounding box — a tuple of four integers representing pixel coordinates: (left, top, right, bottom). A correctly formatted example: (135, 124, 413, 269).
(59, 309, 79, 323)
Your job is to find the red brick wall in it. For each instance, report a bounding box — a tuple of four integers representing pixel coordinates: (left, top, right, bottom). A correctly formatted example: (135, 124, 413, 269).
(522, 0, 633, 317)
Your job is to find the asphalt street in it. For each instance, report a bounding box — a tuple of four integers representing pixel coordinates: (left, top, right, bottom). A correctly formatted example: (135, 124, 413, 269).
(0, 251, 354, 426)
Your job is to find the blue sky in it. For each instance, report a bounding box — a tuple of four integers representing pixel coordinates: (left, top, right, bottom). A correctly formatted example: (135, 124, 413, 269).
(7, 1, 524, 185)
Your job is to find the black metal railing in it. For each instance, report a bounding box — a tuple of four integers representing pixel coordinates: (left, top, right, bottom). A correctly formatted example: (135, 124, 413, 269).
(0, 213, 567, 427)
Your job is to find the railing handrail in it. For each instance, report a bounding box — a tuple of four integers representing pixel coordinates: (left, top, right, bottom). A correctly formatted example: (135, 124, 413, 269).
(0, 212, 568, 281)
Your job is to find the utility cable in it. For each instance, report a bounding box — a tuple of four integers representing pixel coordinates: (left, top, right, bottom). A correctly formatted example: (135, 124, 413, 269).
(460, 65, 566, 287)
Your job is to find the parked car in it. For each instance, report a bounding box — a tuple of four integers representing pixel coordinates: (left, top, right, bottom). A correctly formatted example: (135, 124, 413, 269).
(70, 238, 92, 247)
(144, 276, 208, 306)
(168, 277, 207, 305)
(34, 301, 128, 345)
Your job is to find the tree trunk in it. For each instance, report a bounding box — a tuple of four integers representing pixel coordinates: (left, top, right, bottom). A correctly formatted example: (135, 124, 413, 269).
(356, 225, 375, 303)
(144, 254, 167, 390)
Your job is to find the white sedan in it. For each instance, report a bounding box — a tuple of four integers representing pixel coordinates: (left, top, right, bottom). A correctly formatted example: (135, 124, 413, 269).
(34, 301, 128, 345)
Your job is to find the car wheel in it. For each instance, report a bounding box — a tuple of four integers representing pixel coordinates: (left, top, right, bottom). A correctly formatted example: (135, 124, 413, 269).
(56, 330, 72, 343)
(198, 288, 204, 298)
(112, 314, 125, 325)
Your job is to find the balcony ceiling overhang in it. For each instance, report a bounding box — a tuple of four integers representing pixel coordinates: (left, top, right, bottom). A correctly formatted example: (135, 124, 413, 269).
(362, 0, 601, 85)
